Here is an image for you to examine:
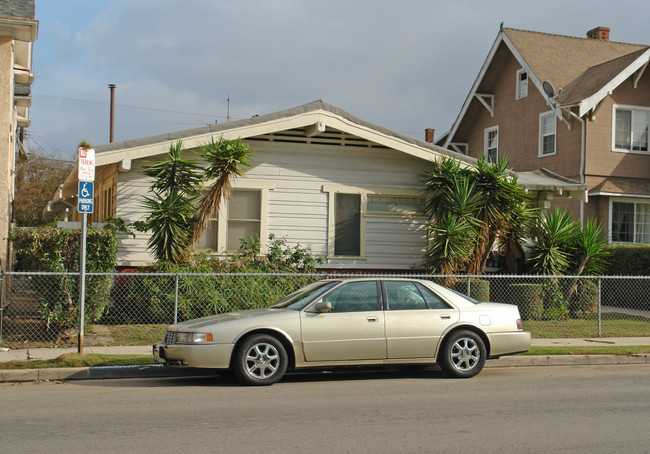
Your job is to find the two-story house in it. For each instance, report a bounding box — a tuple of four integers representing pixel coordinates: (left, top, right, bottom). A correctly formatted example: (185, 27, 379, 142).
(438, 25, 650, 244)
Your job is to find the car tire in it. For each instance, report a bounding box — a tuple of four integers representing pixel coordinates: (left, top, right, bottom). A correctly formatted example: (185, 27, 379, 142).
(233, 334, 288, 386)
(439, 330, 486, 378)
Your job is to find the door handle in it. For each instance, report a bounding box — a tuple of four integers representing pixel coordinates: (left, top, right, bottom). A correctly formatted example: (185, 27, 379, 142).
(366, 316, 379, 322)
(440, 314, 451, 319)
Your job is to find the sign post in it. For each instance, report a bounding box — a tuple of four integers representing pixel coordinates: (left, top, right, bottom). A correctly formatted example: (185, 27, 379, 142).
(77, 147, 95, 354)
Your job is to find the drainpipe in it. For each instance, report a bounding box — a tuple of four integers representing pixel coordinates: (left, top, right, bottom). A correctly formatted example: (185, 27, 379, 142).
(563, 108, 586, 226)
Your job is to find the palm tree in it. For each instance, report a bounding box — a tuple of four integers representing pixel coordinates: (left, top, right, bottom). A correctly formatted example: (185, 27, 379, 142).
(192, 138, 252, 246)
(139, 141, 203, 263)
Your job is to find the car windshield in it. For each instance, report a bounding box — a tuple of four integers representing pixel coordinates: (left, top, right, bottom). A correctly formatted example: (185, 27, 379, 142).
(270, 281, 341, 310)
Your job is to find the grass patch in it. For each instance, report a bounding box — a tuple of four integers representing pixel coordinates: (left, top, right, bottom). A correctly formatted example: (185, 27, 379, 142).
(525, 345, 650, 356)
(0, 353, 155, 370)
(524, 313, 650, 338)
(107, 324, 167, 345)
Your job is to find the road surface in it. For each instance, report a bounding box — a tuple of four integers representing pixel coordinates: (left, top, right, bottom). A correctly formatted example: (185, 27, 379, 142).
(2, 365, 649, 453)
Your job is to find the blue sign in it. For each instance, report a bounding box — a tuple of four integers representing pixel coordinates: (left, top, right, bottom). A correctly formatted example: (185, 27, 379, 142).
(78, 181, 94, 213)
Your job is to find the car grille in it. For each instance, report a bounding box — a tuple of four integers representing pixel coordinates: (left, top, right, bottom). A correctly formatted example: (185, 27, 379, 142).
(165, 331, 177, 345)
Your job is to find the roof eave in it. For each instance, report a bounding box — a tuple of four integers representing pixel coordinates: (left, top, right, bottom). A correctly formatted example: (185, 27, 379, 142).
(577, 48, 650, 117)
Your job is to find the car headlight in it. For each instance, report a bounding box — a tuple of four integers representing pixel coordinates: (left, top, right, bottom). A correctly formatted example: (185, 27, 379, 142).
(175, 332, 213, 344)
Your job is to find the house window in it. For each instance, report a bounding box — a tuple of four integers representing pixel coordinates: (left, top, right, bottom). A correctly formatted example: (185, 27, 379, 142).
(484, 126, 498, 163)
(516, 69, 528, 99)
(196, 182, 274, 253)
(539, 112, 556, 156)
(611, 200, 650, 244)
(613, 106, 650, 153)
(227, 190, 261, 252)
(367, 195, 425, 216)
(335, 193, 361, 256)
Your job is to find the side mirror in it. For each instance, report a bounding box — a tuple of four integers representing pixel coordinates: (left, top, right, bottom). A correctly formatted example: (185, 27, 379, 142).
(314, 301, 332, 313)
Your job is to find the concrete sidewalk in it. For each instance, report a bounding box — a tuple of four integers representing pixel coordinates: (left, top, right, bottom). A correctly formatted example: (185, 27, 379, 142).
(1, 338, 649, 383)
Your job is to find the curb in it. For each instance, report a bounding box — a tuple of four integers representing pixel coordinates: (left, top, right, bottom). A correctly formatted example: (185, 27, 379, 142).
(1, 354, 649, 383)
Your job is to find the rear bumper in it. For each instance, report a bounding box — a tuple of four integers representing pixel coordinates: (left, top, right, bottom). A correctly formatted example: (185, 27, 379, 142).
(153, 342, 234, 368)
(487, 331, 531, 357)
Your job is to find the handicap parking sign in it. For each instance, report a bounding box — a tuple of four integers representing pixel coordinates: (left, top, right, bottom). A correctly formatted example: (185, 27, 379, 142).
(78, 181, 94, 213)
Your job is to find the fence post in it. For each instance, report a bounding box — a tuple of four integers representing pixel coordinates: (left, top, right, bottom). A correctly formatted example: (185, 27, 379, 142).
(597, 277, 602, 337)
(467, 275, 471, 297)
(174, 274, 179, 325)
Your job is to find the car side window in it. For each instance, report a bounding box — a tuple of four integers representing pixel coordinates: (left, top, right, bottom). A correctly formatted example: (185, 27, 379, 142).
(385, 281, 428, 310)
(415, 283, 452, 309)
(322, 281, 379, 312)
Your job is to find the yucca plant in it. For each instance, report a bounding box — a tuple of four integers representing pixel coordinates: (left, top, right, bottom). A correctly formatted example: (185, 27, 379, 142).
(192, 138, 252, 245)
(529, 208, 578, 275)
(137, 141, 203, 264)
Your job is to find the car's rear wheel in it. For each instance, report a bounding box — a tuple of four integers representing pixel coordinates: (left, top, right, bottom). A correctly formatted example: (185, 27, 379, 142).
(233, 334, 288, 386)
(439, 330, 486, 378)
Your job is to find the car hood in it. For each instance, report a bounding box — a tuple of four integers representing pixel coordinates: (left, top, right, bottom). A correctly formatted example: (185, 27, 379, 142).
(169, 308, 286, 330)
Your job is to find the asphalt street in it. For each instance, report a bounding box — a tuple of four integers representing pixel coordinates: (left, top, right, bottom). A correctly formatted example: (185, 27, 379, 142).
(1, 364, 649, 453)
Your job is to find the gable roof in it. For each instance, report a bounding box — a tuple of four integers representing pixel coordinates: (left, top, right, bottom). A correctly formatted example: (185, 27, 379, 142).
(95, 99, 474, 167)
(443, 26, 650, 148)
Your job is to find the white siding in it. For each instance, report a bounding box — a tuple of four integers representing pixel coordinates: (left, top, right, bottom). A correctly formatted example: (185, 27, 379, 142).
(115, 140, 430, 269)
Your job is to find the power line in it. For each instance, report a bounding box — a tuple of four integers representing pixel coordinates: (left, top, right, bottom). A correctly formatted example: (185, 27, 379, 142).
(34, 94, 240, 121)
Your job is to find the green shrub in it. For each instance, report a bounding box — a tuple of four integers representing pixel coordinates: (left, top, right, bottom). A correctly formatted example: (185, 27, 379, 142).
(602, 244, 650, 275)
(507, 283, 543, 320)
(107, 234, 324, 323)
(9, 226, 117, 338)
(454, 279, 490, 302)
(541, 279, 568, 320)
(568, 279, 599, 315)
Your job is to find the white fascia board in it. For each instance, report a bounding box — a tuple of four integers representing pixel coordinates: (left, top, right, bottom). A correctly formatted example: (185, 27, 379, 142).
(443, 30, 504, 149)
(590, 190, 650, 199)
(95, 112, 329, 166)
(96, 109, 452, 168)
(578, 49, 650, 117)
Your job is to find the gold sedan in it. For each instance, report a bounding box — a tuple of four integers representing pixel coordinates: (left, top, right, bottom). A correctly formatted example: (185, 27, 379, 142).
(153, 278, 530, 385)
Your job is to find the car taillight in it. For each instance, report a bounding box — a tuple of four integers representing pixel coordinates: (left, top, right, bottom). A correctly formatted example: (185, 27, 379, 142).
(516, 319, 523, 330)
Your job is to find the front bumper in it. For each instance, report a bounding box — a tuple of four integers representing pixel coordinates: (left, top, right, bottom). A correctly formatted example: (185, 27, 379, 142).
(487, 331, 531, 357)
(153, 342, 234, 369)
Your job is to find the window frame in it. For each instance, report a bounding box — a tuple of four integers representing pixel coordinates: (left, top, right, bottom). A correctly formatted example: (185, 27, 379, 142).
(195, 180, 275, 254)
(609, 197, 650, 244)
(515, 69, 528, 100)
(538, 110, 557, 157)
(484, 126, 499, 163)
(611, 104, 650, 154)
(322, 185, 426, 259)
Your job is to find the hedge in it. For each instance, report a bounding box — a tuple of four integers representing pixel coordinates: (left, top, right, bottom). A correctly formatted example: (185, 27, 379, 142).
(9, 226, 117, 339)
(506, 283, 543, 320)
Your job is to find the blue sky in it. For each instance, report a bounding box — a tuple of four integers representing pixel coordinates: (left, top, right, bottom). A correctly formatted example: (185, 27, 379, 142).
(27, 0, 650, 159)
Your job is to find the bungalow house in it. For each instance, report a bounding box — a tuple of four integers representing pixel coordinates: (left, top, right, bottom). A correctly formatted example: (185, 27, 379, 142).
(49, 100, 585, 270)
(438, 25, 650, 244)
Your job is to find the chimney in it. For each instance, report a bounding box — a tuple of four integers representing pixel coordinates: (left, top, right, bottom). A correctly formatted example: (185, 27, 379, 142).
(425, 128, 435, 143)
(586, 26, 610, 41)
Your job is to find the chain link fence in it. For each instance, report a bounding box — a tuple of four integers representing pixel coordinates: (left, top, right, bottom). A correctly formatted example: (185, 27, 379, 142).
(1, 272, 649, 348)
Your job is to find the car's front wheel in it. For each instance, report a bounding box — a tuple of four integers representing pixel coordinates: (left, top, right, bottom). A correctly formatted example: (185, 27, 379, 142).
(233, 334, 288, 386)
(439, 330, 486, 378)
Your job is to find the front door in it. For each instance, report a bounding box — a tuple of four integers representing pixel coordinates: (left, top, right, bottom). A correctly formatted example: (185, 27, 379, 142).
(301, 281, 385, 361)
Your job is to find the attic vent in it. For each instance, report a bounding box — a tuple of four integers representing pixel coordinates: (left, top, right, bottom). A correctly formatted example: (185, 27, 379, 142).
(586, 26, 610, 41)
(246, 128, 388, 149)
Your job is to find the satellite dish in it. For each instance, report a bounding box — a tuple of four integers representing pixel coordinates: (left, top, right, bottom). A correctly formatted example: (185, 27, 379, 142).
(542, 81, 556, 98)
